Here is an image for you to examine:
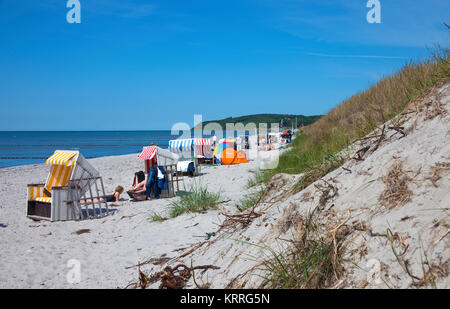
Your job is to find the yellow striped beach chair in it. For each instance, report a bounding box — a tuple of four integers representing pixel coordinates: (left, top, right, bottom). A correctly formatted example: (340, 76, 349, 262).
(27, 150, 106, 221)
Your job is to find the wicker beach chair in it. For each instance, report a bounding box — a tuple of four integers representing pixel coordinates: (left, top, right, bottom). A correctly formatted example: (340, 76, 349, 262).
(137, 146, 180, 198)
(27, 150, 108, 221)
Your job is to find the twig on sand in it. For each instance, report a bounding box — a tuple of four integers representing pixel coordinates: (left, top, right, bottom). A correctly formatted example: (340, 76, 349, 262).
(352, 146, 370, 161)
(372, 125, 386, 152)
(354, 125, 387, 161)
(177, 241, 208, 259)
(388, 126, 407, 138)
(329, 277, 347, 289)
(314, 179, 338, 211)
(342, 167, 352, 174)
(219, 206, 261, 228)
(125, 255, 172, 269)
(354, 134, 383, 143)
(129, 263, 220, 289)
(433, 230, 449, 246)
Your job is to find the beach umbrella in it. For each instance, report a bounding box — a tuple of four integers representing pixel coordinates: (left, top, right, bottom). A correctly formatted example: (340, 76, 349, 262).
(213, 142, 231, 157)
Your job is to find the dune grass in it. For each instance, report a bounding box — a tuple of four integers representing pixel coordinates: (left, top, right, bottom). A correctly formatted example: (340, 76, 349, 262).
(169, 185, 221, 218)
(148, 212, 167, 222)
(246, 170, 266, 189)
(261, 47, 449, 289)
(261, 47, 449, 188)
(262, 211, 344, 289)
(238, 187, 266, 212)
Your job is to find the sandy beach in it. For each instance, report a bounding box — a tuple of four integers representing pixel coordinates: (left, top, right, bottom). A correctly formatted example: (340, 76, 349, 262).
(1, 85, 449, 289)
(0, 153, 260, 288)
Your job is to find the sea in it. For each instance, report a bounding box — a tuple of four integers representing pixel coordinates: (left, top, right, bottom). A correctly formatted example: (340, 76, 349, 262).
(0, 131, 185, 168)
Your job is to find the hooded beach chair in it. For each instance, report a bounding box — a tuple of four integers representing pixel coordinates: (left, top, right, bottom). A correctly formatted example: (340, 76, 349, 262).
(27, 150, 108, 221)
(168, 138, 212, 175)
(137, 146, 180, 197)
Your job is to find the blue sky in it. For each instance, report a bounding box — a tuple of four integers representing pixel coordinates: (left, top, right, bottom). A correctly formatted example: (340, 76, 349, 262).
(0, 0, 448, 130)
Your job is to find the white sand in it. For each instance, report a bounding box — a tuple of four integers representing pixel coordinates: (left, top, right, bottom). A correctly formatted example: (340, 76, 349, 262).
(1, 84, 449, 289)
(0, 151, 260, 288)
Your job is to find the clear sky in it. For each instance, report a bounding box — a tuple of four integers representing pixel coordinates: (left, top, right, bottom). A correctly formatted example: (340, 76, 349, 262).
(0, 0, 448, 130)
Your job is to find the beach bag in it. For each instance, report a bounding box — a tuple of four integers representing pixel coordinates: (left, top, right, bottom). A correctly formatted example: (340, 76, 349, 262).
(127, 190, 147, 201)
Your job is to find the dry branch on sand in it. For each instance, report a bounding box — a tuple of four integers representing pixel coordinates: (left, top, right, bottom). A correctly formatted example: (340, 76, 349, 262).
(314, 179, 339, 211)
(125, 255, 172, 269)
(220, 207, 262, 228)
(127, 263, 220, 289)
(379, 161, 412, 209)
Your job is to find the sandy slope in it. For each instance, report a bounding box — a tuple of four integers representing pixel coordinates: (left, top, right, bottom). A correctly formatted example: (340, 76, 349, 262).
(138, 84, 450, 289)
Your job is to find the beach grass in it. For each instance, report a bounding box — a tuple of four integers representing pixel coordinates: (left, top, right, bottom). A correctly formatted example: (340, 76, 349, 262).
(262, 211, 343, 289)
(246, 170, 266, 188)
(169, 185, 221, 218)
(148, 212, 168, 222)
(260, 46, 449, 288)
(238, 187, 265, 212)
(262, 47, 449, 186)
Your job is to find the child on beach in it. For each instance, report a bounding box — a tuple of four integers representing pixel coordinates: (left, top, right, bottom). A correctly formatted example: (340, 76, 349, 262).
(81, 186, 124, 204)
(104, 186, 125, 202)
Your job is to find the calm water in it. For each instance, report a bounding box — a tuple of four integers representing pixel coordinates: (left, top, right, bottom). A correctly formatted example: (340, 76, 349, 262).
(0, 131, 182, 168)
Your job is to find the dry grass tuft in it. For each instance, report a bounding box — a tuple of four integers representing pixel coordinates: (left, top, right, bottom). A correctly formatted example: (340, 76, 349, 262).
(262, 211, 352, 289)
(414, 260, 449, 288)
(428, 162, 450, 187)
(379, 161, 413, 209)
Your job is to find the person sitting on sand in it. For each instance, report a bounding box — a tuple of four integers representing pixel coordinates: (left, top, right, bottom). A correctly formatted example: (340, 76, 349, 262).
(81, 186, 124, 204)
(130, 174, 147, 193)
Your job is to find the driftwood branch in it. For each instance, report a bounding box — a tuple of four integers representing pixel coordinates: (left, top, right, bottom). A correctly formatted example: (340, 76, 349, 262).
(128, 263, 220, 289)
(352, 146, 370, 161)
(388, 126, 406, 138)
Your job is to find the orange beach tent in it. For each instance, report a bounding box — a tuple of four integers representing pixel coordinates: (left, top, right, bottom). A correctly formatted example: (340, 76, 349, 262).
(221, 148, 248, 165)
